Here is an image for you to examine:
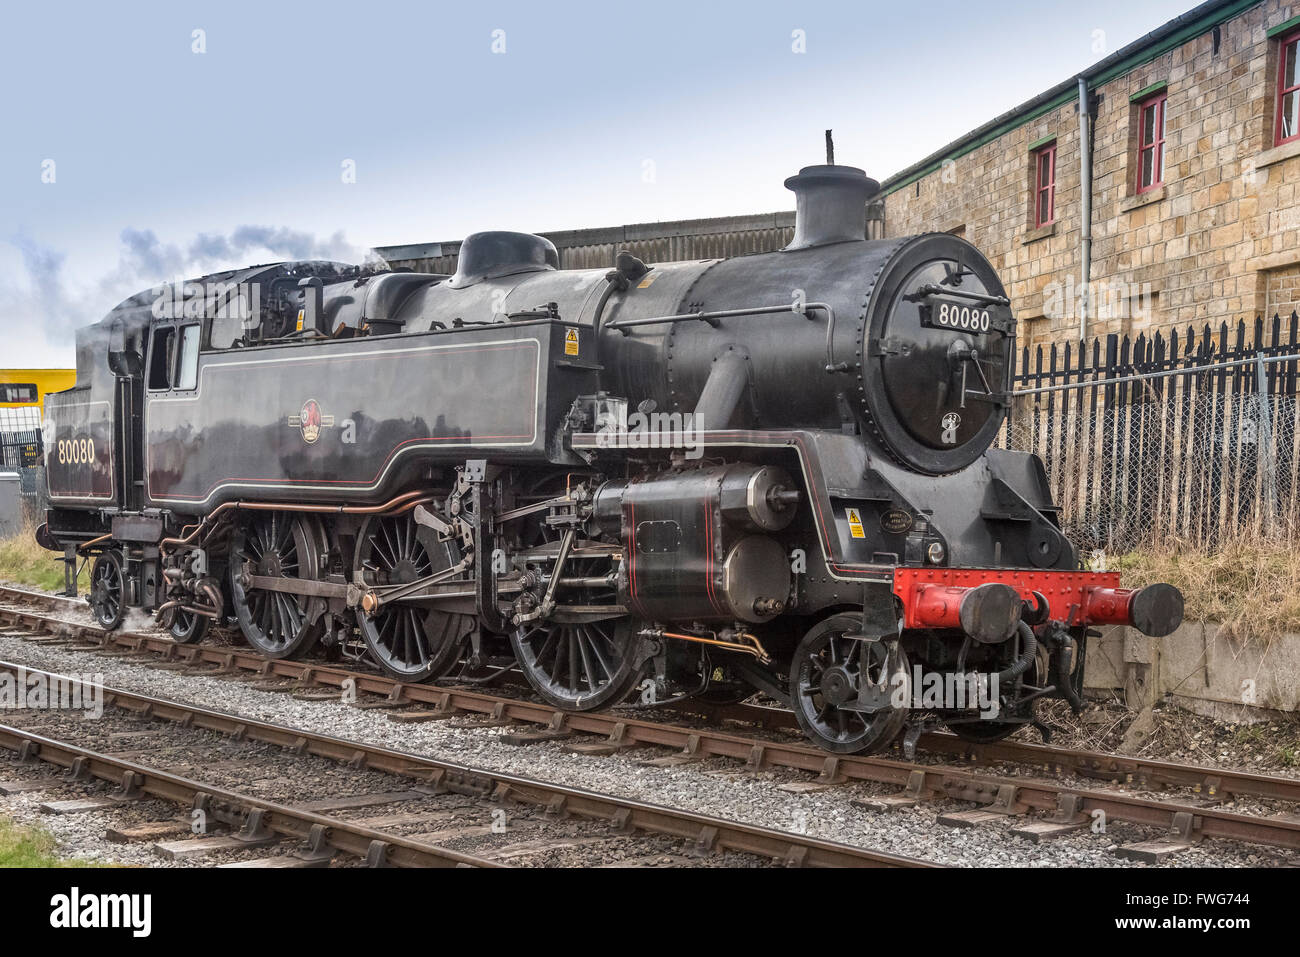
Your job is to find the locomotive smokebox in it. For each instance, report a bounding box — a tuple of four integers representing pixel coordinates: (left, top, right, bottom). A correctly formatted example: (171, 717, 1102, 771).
(783, 164, 880, 250)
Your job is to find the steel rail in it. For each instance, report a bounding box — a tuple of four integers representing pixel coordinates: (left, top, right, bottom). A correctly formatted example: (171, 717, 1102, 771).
(5, 592, 1297, 805)
(0, 724, 497, 868)
(0, 661, 928, 869)
(3, 587, 1299, 849)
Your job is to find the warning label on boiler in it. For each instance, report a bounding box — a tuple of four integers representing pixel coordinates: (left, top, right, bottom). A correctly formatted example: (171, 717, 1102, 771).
(564, 328, 579, 355)
(846, 507, 865, 538)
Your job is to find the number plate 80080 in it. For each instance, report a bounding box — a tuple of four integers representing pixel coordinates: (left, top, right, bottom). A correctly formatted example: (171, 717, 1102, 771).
(920, 297, 994, 334)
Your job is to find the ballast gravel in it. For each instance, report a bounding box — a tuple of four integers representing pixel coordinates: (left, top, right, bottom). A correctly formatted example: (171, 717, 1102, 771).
(0, 625, 1295, 868)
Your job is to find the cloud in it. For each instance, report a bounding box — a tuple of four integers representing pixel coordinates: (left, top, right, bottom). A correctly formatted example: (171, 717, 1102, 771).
(10, 235, 69, 314)
(188, 226, 359, 264)
(1, 226, 368, 355)
(120, 228, 186, 281)
(3, 234, 81, 345)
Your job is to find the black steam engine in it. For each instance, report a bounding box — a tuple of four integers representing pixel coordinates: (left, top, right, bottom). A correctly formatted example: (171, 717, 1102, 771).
(39, 162, 1183, 753)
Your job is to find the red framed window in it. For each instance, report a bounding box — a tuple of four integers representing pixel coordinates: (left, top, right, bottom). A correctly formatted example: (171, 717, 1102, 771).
(1137, 92, 1166, 193)
(1033, 142, 1056, 228)
(1276, 30, 1300, 146)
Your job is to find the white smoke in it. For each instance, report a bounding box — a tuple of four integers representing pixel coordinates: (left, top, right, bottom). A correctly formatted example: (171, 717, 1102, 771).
(1, 226, 368, 357)
(187, 226, 359, 264)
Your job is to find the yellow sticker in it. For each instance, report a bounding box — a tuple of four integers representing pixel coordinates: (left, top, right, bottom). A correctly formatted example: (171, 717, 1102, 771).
(296, 309, 305, 331)
(846, 507, 865, 539)
(637, 274, 657, 289)
(564, 328, 579, 356)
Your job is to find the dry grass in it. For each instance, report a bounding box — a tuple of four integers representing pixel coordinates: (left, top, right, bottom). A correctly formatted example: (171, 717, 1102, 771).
(0, 524, 86, 593)
(1113, 534, 1300, 645)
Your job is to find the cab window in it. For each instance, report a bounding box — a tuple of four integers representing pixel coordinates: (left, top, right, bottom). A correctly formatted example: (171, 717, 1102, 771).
(147, 326, 176, 390)
(209, 293, 247, 350)
(175, 324, 201, 391)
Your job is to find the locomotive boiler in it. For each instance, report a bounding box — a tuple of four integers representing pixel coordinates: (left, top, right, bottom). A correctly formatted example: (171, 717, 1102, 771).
(39, 160, 1184, 753)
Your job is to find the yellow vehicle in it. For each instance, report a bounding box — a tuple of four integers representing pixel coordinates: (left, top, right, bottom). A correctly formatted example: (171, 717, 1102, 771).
(0, 370, 75, 468)
(0, 369, 75, 415)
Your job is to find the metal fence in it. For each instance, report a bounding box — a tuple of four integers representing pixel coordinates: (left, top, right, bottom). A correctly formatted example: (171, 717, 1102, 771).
(0, 406, 40, 437)
(1002, 315, 1300, 551)
(0, 407, 46, 528)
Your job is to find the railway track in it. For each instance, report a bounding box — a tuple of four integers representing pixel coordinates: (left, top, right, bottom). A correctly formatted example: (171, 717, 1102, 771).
(0, 662, 924, 868)
(3, 583, 1299, 861)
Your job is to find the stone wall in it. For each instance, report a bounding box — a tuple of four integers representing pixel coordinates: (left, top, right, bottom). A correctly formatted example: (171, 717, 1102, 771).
(1263, 261, 1300, 316)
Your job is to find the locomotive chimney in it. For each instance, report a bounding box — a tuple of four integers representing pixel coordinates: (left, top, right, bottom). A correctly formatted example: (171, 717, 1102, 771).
(783, 160, 880, 251)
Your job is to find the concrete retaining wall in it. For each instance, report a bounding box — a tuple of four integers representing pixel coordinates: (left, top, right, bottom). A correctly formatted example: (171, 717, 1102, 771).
(1084, 622, 1300, 721)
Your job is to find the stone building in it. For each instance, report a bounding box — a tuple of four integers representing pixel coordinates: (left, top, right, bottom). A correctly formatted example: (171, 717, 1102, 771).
(379, 0, 1300, 357)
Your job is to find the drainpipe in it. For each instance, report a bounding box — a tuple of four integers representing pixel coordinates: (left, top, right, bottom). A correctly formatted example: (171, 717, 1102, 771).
(1077, 76, 1093, 341)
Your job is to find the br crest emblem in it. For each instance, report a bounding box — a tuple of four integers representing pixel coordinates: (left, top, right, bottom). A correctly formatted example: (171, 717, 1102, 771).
(287, 399, 335, 444)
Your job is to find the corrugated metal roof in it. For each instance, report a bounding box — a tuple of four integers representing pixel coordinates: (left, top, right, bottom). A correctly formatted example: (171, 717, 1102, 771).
(374, 211, 799, 273)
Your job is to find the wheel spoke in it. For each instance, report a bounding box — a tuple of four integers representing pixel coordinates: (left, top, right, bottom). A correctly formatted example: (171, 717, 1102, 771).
(534, 627, 559, 666)
(568, 632, 580, 690)
(792, 621, 907, 753)
(282, 592, 302, 634)
(548, 629, 568, 685)
(377, 610, 396, 651)
(576, 629, 599, 691)
(275, 513, 293, 552)
(582, 626, 615, 682)
(368, 534, 396, 574)
(408, 609, 424, 664)
(350, 512, 468, 679)
(397, 518, 409, 562)
(414, 537, 433, 574)
(400, 518, 415, 562)
(255, 591, 270, 634)
(411, 611, 429, 666)
(382, 522, 400, 568)
(271, 594, 289, 647)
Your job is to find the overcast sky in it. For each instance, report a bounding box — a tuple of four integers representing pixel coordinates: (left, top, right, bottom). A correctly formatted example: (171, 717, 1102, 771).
(1, 0, 1193, 366)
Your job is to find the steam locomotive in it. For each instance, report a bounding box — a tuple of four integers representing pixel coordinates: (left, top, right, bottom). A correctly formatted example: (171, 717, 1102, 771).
(38, 162, 1183, 753)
